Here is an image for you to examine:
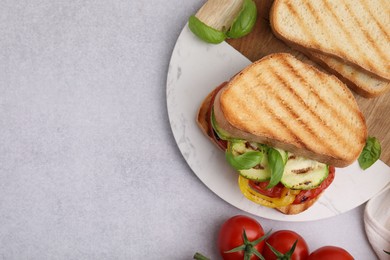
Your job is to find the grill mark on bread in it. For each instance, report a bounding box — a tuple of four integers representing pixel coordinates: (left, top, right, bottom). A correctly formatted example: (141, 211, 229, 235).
(321, 1, 375, 71)
(284, 2, 319, 50)
(273, 0, 390, 79)
(275, 55, 360, 154)
(310, 70, 364, 149)
(222, 75, 303, 147)
(305, 2, 340, 53)
(285, 56, 364, 151)
(225, 86, 277, 139)
(270, 60, 342, 152)
(308, 66, 366, 150)
(361, 0, 390, 43)
(364, 0, 390, 76)
(308, 51, 390, 97)
(244, 87, 296, 142)
(342, 0, 382, 73)
(273, 57, 353, 155)
(251, 83, 309, 149)
(265, 61, 333, 152)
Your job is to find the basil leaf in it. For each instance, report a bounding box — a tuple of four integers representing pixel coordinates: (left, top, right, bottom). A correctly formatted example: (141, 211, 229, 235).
(188, 15, 226, 44)
(226, 149, 263, 170)
(266, 148, 285, 188)
(358, 136, 381, 170)
(226, 0, 257, 38)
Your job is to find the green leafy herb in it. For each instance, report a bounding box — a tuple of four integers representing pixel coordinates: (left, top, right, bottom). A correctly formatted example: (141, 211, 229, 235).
(266, 148, 285, 188)
(226, 148, 263, 170)
(227, 0, 257, 38)
(188, 15, 226, 44)
(358, 136, 381, 170)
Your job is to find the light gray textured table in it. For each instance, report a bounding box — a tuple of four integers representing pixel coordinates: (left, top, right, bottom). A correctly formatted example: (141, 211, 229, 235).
(0, 1, 378, 259)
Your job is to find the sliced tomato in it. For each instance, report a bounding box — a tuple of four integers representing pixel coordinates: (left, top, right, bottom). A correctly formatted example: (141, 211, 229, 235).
(247, 166, 335, 205)
(248, 181, 285, 198)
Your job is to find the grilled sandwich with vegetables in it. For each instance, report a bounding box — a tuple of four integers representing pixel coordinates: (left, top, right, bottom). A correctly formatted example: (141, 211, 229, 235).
(197, 53, 368, 214)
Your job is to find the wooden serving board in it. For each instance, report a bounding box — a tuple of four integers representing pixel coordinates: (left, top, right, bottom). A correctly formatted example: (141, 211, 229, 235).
(226, 0, 390, 166)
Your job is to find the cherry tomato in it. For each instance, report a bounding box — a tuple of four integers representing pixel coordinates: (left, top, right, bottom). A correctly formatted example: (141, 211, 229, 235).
(308, 246, 354, 260)
(217, 215, 265, 260)
(262, 230, 309, 260)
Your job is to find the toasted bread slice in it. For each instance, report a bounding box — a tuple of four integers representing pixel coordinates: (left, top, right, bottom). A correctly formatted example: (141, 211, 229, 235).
(308, 51, 390, 98)
(270, 0, 390, 80)
(213, 53, 367, 167)
(282, 38, 390, 98)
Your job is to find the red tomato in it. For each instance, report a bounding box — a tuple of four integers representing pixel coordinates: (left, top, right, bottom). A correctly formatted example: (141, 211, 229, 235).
(248, 181, 285, 198)
(308, 246, 354, 260)
(217, 215, 265, 260)
(262, 230, 309, 260)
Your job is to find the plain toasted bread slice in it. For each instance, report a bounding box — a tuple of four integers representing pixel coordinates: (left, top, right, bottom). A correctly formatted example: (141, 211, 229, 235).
(285, 39, 390, 98)
(308, 51, 390, 98)
(279, 35, 390, 98)
(213, 53, 367, 168)
(270, 0, 390, 80)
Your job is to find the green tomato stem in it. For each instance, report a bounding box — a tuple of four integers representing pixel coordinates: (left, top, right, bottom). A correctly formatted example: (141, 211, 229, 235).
(193, 252, 210, 260)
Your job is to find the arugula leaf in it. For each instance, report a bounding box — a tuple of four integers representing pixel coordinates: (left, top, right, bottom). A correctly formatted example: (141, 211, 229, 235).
(225, 143, 263, 170)
(358, 136, 381, 170)
(266, 148, 285, 188)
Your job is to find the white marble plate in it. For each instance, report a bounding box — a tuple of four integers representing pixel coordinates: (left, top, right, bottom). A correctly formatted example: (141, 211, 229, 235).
(166, 24, 390, 221)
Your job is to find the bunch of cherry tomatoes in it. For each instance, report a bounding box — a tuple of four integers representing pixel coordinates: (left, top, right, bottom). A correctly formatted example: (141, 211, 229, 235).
(194, 215, 354, 260)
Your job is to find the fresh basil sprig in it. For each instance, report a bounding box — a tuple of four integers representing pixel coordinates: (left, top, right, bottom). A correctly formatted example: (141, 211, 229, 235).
(188, 0, 257, 44)
(266, 148, 285, 189)
(358, 136, 381, 170)
(188, 15, 226, 44)
(226, 0, 257, 38)
(226, 148, 263, 170)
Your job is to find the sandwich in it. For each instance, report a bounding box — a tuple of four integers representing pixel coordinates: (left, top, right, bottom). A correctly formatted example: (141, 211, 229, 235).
(197, 53, 367, 214)
(305, 51, 390, 98)
(269, 0, 390, 98)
